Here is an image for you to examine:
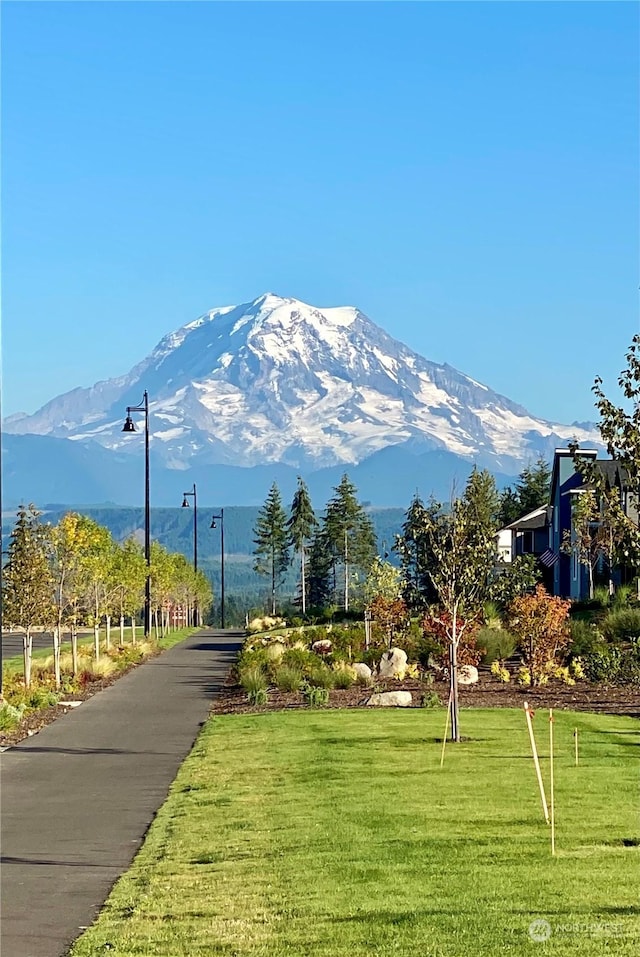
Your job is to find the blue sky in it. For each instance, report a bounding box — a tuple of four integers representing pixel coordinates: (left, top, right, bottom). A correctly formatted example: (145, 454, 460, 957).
(2, 1, 638, 425)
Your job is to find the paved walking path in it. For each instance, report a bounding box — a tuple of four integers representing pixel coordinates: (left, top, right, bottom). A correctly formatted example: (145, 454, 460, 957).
(1, 629, 243, 957)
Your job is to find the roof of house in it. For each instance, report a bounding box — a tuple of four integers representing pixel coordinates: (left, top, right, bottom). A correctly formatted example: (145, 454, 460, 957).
(574, 459, 630, 492)
(504, 505, 549, 532)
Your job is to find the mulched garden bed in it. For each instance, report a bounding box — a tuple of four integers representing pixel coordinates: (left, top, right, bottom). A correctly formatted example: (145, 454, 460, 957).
(3, 660, 637, 750)
(210, 669, 640, 718)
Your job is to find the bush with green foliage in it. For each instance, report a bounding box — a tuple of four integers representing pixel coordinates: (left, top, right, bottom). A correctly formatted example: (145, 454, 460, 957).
(307, 665, 335, 689)
(600, 608, 640, 642)
(280, 647, 318, 675)
(568, 619, 604, 657)
(0, 702, 26, 730)
(582, 646, 622, 682)
(420, 691, 442, 708)
(478, 627, 517, 665)
(301, 683, 330, 707)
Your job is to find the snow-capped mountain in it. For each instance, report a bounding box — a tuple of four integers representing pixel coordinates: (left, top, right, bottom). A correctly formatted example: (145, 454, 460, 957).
(4, 293, 601, 476)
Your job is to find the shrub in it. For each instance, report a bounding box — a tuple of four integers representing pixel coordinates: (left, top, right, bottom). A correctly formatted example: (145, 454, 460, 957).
(568, 619, 604, 657)
(482, 601, 503, 628)
(490, 661, 510, 682)
(508, 586, 570, 686)
(302, 683, 330, 707)
(611, 585, 634, 609)
(420, 691, 442, 708)
(281, 647, 317, 675)
(582, 646, 622, 682)
(273, 665, 303, 693)
(25, 687, 61, 709)
(308, 665, 335, 690)
(0, 702, 25, 730)
(600, 608, 640, 643)
(479, 627, 517, 665)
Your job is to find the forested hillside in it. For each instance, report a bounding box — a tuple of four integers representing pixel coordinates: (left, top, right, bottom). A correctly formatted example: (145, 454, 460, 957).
(1, 503, 406, 617)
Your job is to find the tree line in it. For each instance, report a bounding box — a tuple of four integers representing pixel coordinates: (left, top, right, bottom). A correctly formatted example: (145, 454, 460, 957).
(2, 506, 212, 688)
(253, 474, 377, 616)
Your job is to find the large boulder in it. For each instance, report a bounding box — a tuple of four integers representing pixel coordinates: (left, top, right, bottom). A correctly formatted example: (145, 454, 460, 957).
(458, 665, 479, 685)
(352, 662, 372, 682)
(366, 691, 413, 707)
(312, 639, 332, 655)
(378, 647, 408, 679)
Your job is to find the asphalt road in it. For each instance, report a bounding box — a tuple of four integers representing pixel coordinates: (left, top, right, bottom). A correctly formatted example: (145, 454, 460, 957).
(1, 630, 93, 662)
(0, 628, 242, 957)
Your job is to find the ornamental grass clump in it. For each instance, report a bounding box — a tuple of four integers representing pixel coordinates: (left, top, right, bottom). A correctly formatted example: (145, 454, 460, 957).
(332, 662, 356, 689)
(274, 665, 304, 693)
(601, 608, 640, 642)
(240, 665, 269, 700)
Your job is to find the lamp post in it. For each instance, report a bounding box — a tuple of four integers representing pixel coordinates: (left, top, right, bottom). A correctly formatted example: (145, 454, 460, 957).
(181, 483, 198, 626)
(210, 510, 225, 629)
(122, 391, 150, 638)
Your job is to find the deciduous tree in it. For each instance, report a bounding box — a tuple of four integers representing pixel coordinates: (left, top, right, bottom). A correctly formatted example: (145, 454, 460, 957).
(2, 505, 54, 688)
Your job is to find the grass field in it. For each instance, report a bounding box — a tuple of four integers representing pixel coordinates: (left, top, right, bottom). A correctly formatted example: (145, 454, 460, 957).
(70, 709, 639, 956)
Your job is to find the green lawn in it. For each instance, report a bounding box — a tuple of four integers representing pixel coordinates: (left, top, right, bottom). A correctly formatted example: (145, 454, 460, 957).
(70, 709, 639, 956)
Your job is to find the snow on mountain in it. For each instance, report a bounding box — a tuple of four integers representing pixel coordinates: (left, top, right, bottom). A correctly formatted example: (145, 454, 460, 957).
(3, 293, 602, 475)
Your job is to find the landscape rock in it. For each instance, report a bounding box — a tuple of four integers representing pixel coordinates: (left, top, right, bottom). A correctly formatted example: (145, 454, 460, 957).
(352, 663, 372, 682)
(377, 647, 408, 679)
(457, 665, 479, 685)
(312, 639, 332, 655)
(366, 691, 413, 708)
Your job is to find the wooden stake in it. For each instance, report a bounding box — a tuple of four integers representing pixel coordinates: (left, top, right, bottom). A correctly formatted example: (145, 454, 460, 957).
(574, 727, 579, 766)
(524, 701, 550, 823)
(440, 692, 452, 768)
(549, 709, 555, 856)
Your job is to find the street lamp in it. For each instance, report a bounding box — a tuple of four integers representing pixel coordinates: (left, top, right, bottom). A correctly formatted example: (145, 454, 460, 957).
(181, 483, 198, 626)
(210, 510, 225, 629)
(122, 391, 150, 638)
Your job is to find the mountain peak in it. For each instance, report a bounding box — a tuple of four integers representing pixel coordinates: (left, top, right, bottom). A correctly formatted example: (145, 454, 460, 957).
(2, 293, 602, 475)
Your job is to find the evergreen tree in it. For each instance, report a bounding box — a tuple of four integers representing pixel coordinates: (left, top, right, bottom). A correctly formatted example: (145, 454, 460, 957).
(517, 457, 552, 514)
(287, 477, 317, 615)
(307, 527, 333, 610)
(324, 474, 377, 611)
(498, 456, 552, 526)
(253, 482, 290, 615)
(2, 504, 54, 688)
(463, 467, 500, 541)
(394, 493, 440, 612)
